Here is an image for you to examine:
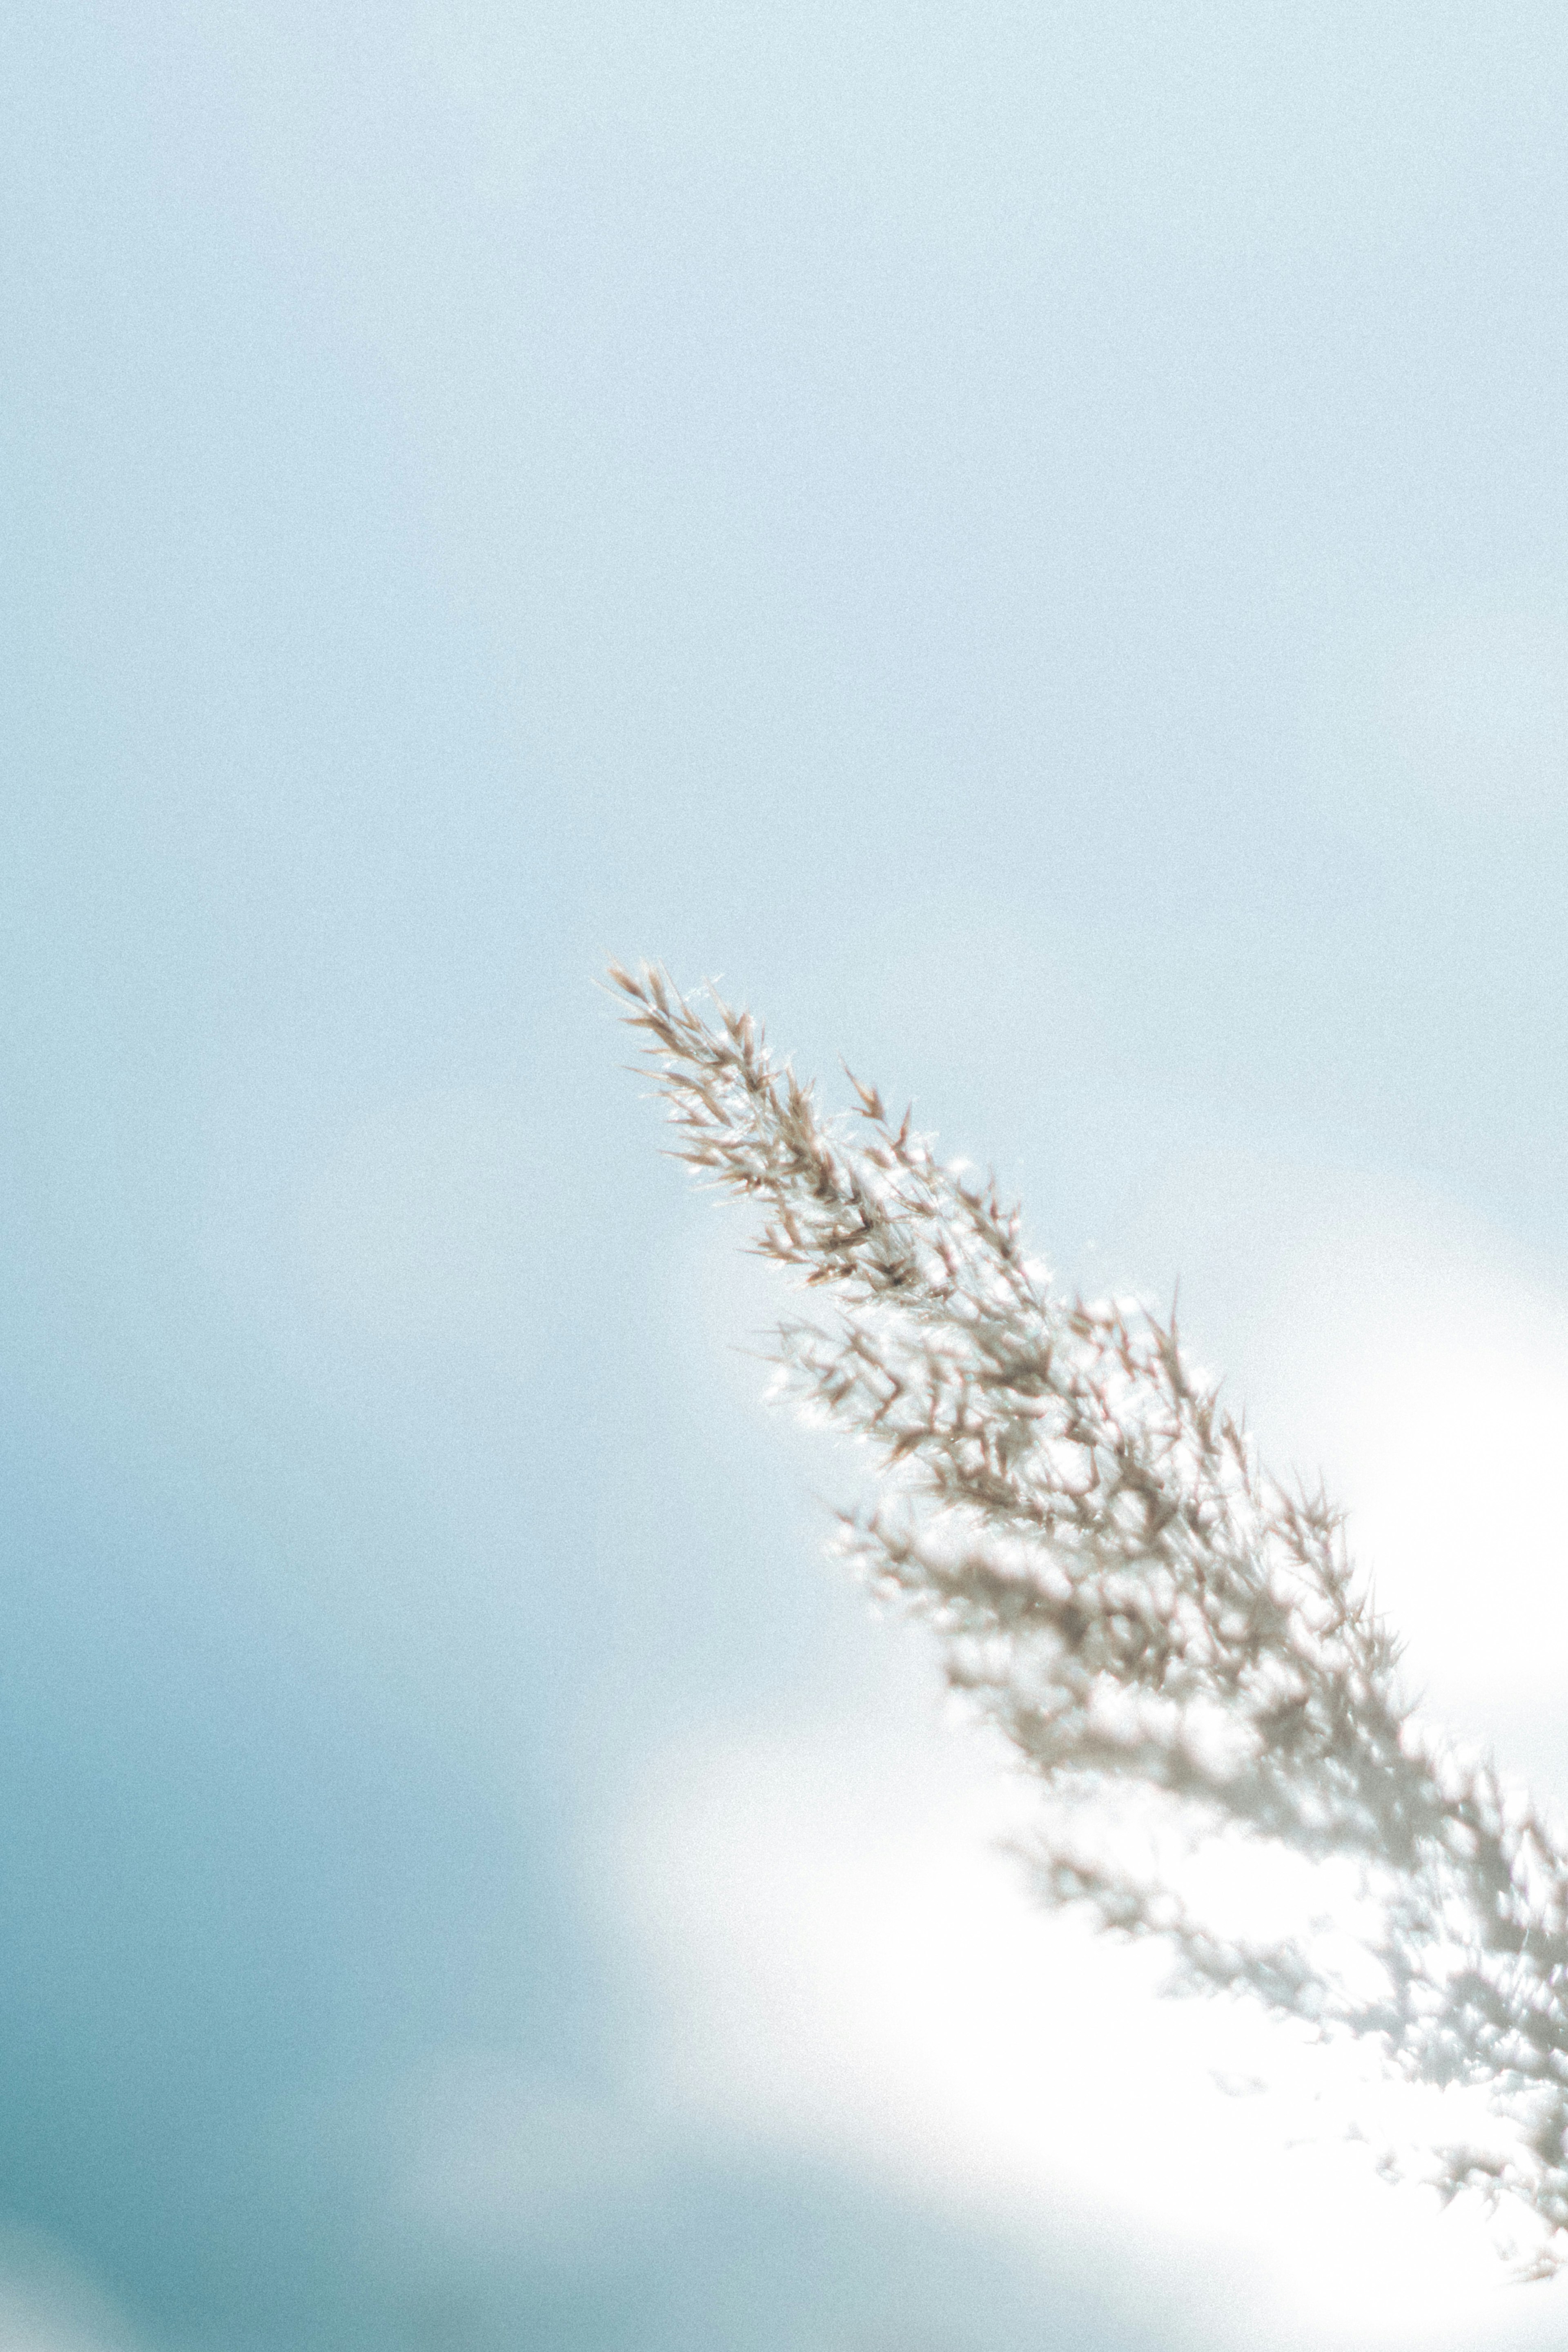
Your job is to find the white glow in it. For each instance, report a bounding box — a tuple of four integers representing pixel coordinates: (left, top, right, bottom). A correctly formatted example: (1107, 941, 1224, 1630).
(1232, 1181, 1568, 1780)
(616, 1682, 1552, 2346)
(1117, 1156, 1568, 1775)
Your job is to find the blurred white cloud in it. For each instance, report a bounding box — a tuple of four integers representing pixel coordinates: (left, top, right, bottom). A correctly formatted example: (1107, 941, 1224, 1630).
(1114, 1153, 1568, 1770)
(0, 2232, 140, 2352)
(612, 1687, 1568, 2348)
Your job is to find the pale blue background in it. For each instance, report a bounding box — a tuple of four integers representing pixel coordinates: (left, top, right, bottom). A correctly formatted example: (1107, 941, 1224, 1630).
(5, 5, 1568, 2346)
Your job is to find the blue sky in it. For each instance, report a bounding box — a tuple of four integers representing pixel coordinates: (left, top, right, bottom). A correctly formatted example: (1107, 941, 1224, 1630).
(6, 4, 1568, 2346)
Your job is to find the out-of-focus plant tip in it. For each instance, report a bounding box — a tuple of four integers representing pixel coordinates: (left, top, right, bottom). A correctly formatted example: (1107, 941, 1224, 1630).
(613, 960, 1568, 2278)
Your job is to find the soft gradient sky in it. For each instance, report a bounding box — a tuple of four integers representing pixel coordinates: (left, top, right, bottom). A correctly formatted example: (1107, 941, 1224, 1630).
(6, 4, 1568, 2347)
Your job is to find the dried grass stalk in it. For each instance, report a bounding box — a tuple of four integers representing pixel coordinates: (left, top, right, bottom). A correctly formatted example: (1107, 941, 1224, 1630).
(613, 959, 1568, 2275)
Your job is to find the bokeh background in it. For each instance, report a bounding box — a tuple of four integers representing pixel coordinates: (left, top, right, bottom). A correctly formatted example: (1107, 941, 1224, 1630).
(7, 4, 1568, 2346)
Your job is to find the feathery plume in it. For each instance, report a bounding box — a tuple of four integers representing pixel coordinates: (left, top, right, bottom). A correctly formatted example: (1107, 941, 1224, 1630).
(613, 959, 1568, 2274)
